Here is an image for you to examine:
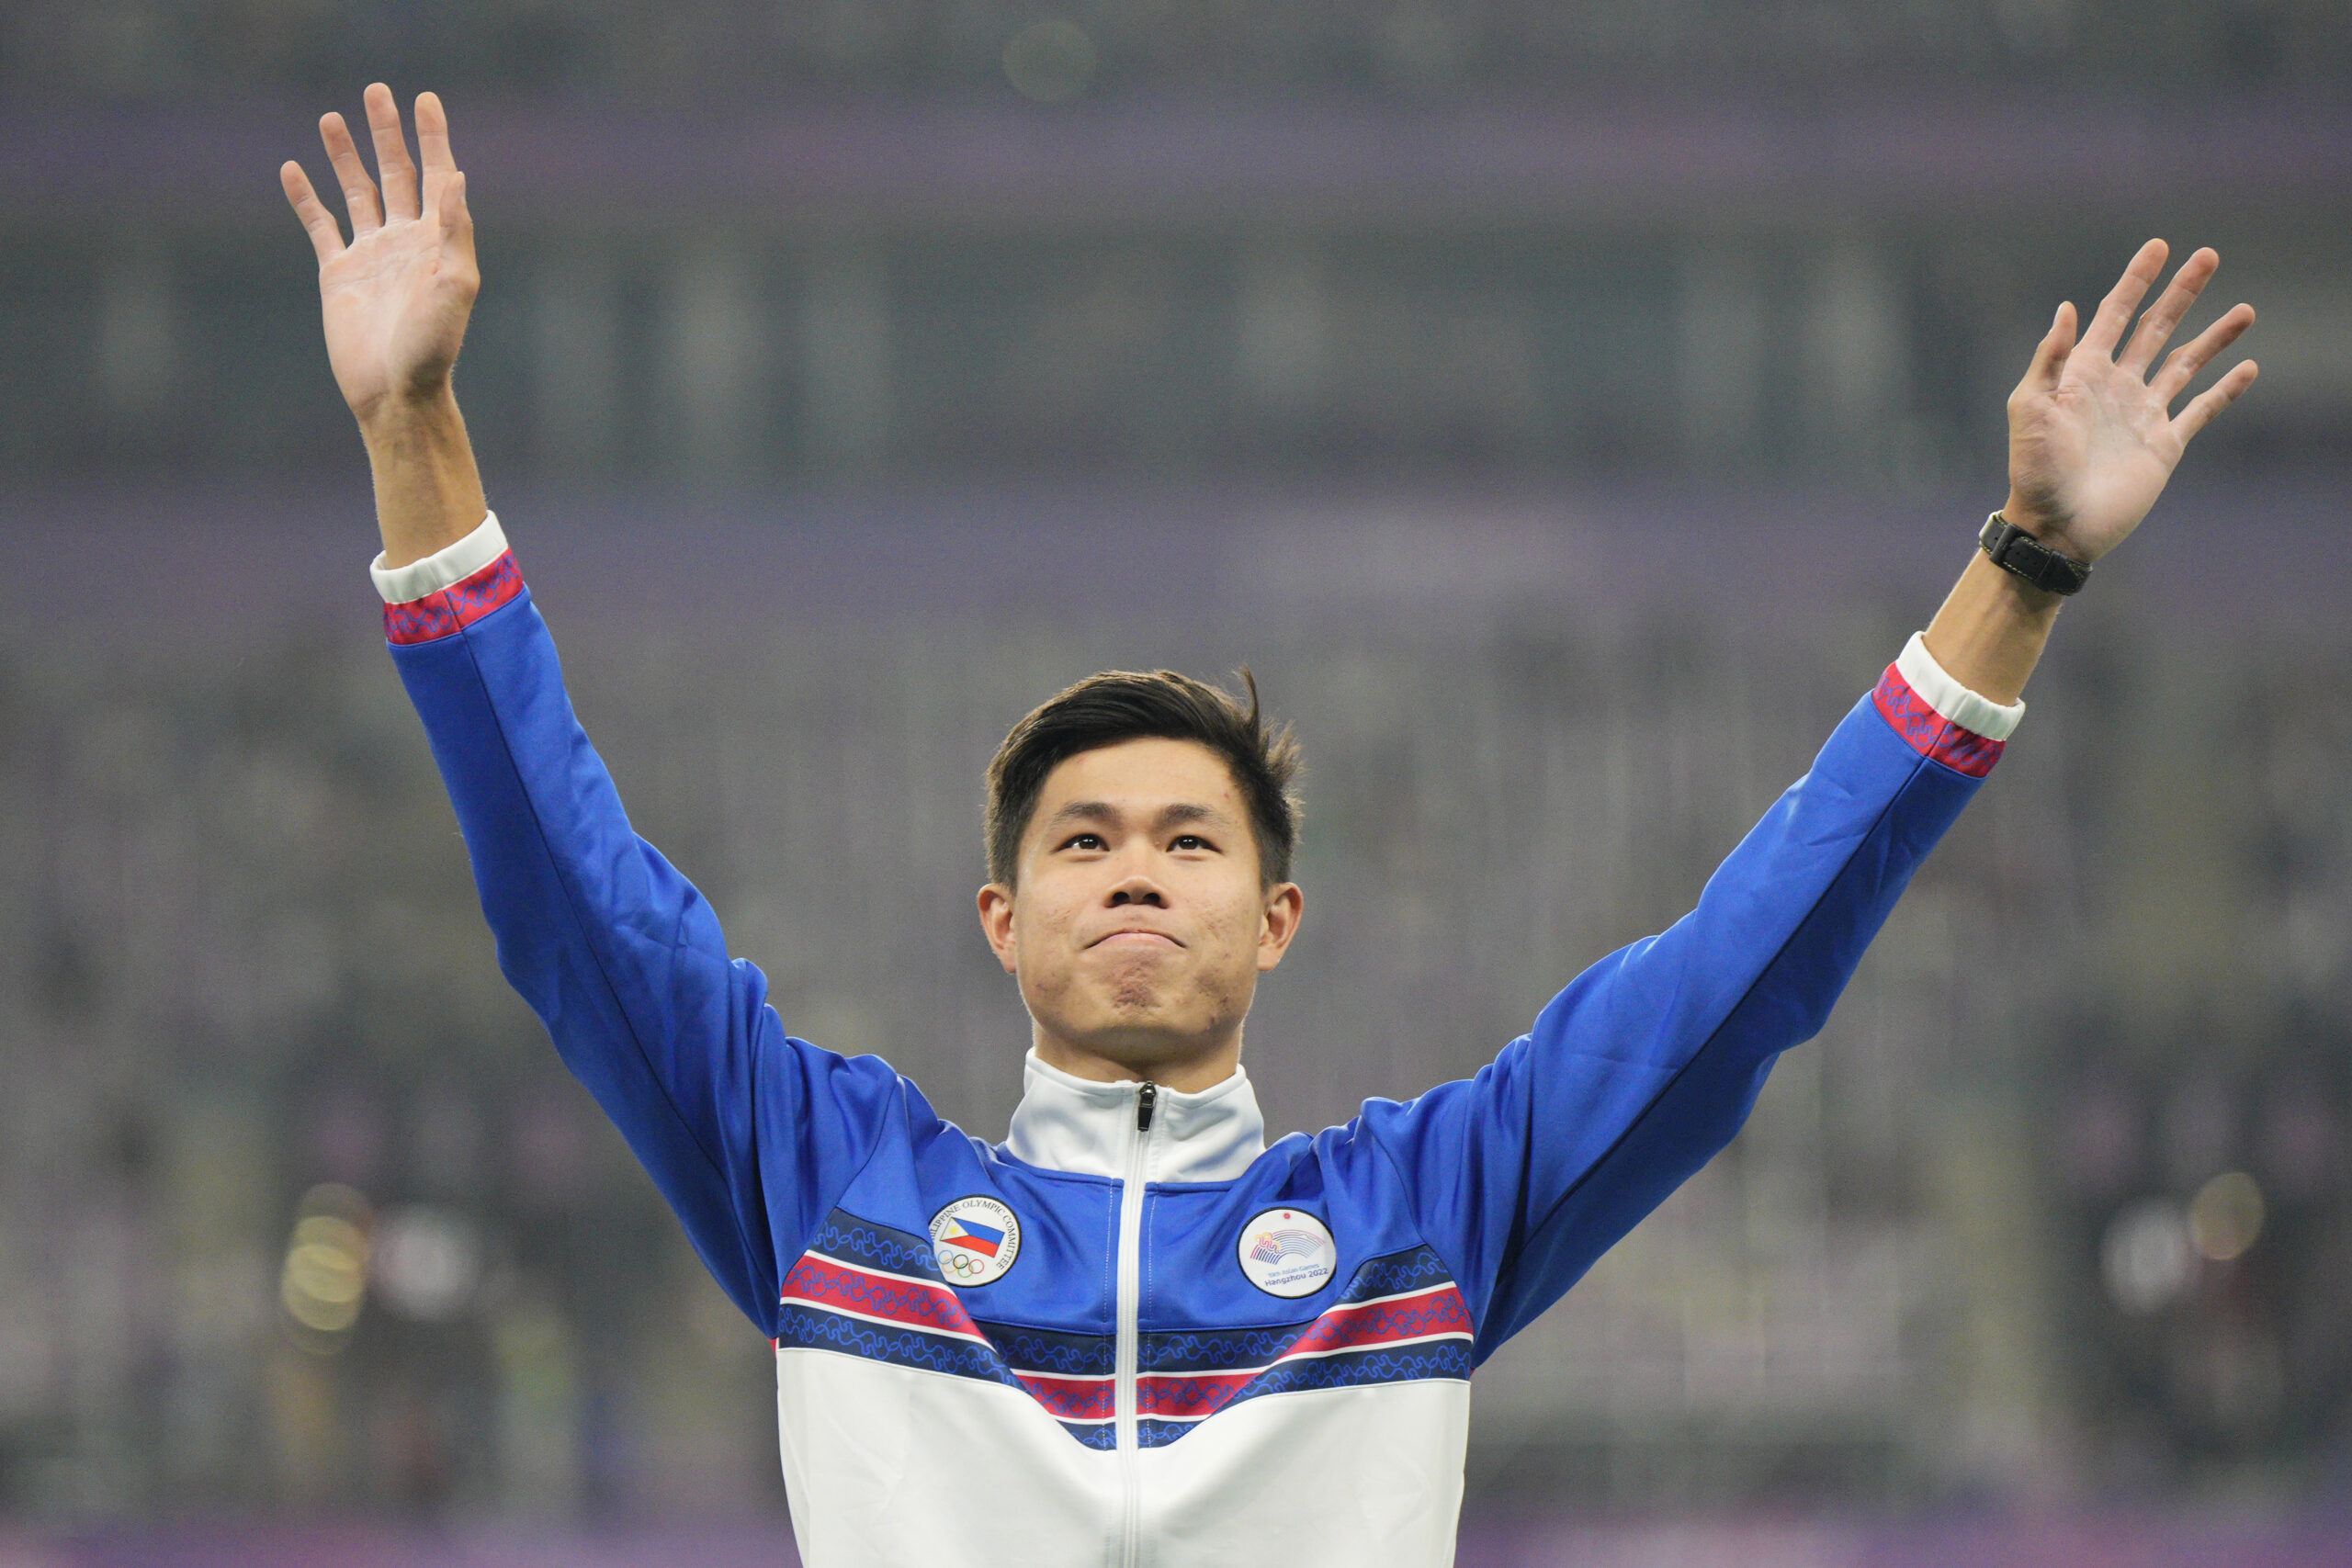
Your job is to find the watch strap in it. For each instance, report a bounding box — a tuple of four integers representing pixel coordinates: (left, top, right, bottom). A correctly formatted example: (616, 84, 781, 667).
(1979, 511, 2090, 596)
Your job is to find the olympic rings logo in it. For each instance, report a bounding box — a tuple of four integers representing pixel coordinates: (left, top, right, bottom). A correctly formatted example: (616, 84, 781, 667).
(930, 1197, 1021, 1284)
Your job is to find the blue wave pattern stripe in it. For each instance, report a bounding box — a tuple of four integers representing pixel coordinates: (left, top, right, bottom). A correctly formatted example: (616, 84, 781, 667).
(1228, 1339, 1476, 1408)
(1337, 1246, 1453, 1304)
(777, 1302, 1026, 1389)
(1141, 1325, 1311, 1372)
(808, 1209, 946, 1281)
(974, 1318, 1117, 1378)
(1141, 1246, 1453, 1373)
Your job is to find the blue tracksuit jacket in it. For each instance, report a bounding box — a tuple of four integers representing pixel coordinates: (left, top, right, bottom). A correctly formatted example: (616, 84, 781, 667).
(376, 513, 2010, 1566)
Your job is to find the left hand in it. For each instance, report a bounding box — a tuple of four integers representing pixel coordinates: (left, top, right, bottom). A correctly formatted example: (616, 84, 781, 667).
(2003, 239, 2257, 565)
(281, 85, 479, 433)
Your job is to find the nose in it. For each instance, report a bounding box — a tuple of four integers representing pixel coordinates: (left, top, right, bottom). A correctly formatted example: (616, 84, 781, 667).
(1106, 876, 1167, 909)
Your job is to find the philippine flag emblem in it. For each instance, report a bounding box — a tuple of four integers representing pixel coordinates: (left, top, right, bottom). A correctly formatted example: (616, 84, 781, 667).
(930, 1196, 1022, 1287)
(1236, 1208, 1337, 1298)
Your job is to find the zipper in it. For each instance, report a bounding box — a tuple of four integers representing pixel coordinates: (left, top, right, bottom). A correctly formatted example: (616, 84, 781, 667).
(1114, 1080, 1157, 1568)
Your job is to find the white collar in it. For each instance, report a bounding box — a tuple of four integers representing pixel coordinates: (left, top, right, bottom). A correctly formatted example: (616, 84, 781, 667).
(1004, 1048, 1266, 1183)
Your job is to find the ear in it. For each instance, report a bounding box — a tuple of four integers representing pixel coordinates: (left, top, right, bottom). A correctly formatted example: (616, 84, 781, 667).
(1256, 882, 1305, 973)
(977, 883, 1020, 975)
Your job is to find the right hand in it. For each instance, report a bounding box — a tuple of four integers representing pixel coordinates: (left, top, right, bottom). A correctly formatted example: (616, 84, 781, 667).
(2000, 239, 2256, 568)
(281, 85, 479, 430)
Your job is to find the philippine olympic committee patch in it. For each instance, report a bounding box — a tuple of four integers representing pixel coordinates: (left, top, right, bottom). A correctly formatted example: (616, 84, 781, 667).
(1237, 1207, 1337, 1298)
(930, 1196, 1022, 1287)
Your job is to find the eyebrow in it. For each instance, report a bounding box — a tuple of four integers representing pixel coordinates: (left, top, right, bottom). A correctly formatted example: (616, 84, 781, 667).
(1046, 800, 1233, 832)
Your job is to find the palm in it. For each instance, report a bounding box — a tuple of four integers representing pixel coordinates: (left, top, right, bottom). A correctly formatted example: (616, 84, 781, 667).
(320, 214, 469, 412)
(282, 86, 479, 423)
(2004, 241, 2256, 565)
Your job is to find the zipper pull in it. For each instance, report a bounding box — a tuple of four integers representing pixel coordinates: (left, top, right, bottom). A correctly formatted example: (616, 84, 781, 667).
(1136, 1081, 1158, 1134)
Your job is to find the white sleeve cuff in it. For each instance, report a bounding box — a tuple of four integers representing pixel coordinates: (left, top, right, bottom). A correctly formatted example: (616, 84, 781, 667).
(368, 512, 507, 604)
(1898, 630, 2025, 741)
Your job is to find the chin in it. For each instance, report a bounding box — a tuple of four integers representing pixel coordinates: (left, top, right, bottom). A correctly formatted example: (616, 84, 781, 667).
(1073, 998, 1194, 1053)
(1108, 976, 1166, 1013)
(1084, 949, 1178, 1011)
(1094, 998, 1182, 1044)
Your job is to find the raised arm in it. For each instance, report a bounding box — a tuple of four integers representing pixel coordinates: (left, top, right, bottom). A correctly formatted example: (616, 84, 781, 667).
(280, 83, 485, 567)
(284, 90, 907, 1330)
(1358, 243, 2257, 1356)
(1922, 239, 2257, 704)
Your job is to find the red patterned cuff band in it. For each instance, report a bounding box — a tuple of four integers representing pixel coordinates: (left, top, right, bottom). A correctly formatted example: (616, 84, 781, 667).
(382, 550, 526, 645)
(1871, 661, 2005, 777)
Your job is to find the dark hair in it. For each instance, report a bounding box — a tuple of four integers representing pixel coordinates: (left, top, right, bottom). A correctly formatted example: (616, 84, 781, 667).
(986, 669, 1303, 887)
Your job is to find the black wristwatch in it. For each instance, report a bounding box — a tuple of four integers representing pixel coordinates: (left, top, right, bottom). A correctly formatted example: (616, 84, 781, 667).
(1979, 511, 2091, 596)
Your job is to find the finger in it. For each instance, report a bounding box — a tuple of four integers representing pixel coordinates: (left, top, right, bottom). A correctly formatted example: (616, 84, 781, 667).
(2119, 246, 2218, 377)
(415, 90, 456, 178)
(364, 82, 420, 222)
(2080, 237, 2168, 356)
(437, 170, 477, 269)
(2171, 359, 2259, 443)
(319, 111, 383, 234)
(416, 92, 455, 217)
(2018, 299, 2075, 396)
(279, 161, 345, 264)
(2153, 303, 2256, 405)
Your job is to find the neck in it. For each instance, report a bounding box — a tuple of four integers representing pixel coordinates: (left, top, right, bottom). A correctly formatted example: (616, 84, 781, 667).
(1032, 1027, 1243, 1094)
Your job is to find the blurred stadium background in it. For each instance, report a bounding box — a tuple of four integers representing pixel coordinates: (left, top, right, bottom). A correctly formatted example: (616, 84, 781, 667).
(2, 1, 2350, 1562)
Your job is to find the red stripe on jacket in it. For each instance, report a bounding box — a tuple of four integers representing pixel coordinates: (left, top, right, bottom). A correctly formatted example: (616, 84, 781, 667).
(779, 1255, 985, 1341)
(1136, 1286, 1475, 1420)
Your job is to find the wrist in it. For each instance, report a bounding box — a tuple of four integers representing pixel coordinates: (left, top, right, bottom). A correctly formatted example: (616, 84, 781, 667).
(1928, 549, 2062, 707)
(359, 384, 489, 571)
(1972, 536, 2066, 615)
(2000, 490, 2093, 565)
(357, 383, 465, 455)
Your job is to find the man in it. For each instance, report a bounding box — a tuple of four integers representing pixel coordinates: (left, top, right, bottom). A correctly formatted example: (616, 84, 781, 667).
(282, 85, 2256, 1567)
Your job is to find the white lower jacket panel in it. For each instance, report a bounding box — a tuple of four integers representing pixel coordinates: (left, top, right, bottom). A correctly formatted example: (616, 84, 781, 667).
(776, 1347, 1469, 1568)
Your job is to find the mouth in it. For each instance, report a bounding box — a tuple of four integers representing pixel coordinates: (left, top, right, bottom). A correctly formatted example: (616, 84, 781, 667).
(1087, 930, 1184, 950)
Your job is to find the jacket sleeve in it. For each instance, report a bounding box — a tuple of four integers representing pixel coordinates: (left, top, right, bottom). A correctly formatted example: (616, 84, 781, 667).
(379, 515, 900, 1334)
(1358, 641, 2019, 1360)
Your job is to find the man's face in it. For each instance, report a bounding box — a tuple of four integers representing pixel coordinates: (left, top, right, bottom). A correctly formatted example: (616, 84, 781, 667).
(977, 737, 1303, 1082)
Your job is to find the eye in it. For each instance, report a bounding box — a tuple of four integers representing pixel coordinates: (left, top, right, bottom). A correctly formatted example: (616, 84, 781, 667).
(1171, 834, 1213, 852)
(1060, 832, 1106, 852)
